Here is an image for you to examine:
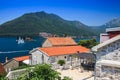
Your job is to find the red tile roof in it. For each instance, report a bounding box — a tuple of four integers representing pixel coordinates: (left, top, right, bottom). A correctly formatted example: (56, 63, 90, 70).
(0, 63, 6, 75)
(48, 37, 77, 46)
(39, 46, 90, 56)
(14, 56, 29, 61)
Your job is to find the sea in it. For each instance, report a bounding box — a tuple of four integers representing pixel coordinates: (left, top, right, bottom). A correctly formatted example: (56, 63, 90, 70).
(0, 37, 99, 63)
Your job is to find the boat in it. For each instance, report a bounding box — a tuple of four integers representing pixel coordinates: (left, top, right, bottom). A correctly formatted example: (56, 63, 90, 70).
(17, 37, 25, 44)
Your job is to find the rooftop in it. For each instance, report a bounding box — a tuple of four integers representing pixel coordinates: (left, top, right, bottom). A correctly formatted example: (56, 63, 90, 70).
(14, 56, 29, 62)
(47, 37, 77, 46)
(39, 46, 90, 56)
(106, 27, 120, 32)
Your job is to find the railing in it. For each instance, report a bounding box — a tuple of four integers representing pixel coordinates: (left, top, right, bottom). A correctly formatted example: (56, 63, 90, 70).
(6, 67, 34, 80)
(52, 60, 81, 70)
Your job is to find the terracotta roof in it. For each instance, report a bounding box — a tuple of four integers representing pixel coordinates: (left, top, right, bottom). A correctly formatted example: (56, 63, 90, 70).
(14, 56, 29, 61)
(39, 46, 90, 56)
(0, 63, 6, 75)
(47, 37, 77, 46)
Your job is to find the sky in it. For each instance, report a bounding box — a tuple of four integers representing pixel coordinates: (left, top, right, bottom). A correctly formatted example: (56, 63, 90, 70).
(0, 0, 120, 26)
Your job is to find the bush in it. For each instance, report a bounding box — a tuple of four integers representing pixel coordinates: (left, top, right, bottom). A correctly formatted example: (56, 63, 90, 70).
(62, 76, 73, 80)
(57, 60, 65, 66)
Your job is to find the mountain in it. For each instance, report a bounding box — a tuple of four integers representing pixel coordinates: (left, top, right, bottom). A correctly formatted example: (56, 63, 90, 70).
(90, 18, 120, 34)
(0, 11, 96, 37)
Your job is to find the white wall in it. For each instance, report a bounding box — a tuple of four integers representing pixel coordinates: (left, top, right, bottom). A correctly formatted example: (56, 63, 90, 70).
(100, 34, 109, 43)
(31, 50, 49, 65)
(50, 54, 71, 63)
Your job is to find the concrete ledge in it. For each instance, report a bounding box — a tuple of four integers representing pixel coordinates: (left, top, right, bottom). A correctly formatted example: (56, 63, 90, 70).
(97, 60, 120, 68)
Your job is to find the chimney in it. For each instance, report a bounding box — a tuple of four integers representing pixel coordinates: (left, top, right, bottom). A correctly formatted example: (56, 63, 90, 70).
(5, 57, 8, 63)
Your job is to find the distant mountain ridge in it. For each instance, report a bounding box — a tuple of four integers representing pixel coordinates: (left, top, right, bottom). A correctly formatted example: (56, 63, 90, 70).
(0, 11, 120, 36)
(93, 18, 120, 33)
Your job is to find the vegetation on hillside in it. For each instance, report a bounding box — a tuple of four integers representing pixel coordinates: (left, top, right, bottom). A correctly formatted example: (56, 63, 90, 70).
(0, 11, 96, 37)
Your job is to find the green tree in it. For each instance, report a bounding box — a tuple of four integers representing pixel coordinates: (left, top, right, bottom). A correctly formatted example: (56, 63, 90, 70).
(78, 38, 99, 48)
(18, 64, 61, 80)
(0, 74, 7, 80)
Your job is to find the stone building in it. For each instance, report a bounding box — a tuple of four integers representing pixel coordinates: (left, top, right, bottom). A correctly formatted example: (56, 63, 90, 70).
(3, 56, 29, 72)
(42, 37, 77, 47)
(92, 35, 120, 80)
(30, 45, 90, 65)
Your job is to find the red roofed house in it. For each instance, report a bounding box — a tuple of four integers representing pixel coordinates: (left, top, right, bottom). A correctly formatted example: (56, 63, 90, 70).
(42, 37, 77, 47)
(30, 46, 90, 65)
(3, 56, 29, 72)
(30, 37, 90, 69)
(30, 37, 90, 67)
(0, 63, 6, 75)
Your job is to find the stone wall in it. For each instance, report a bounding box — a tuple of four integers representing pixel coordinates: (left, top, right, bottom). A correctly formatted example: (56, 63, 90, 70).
(95, 40, 120, 80)
(42, 39, 52, 47)
(96, 66, 120, 80)
(4, 60, 19, 72)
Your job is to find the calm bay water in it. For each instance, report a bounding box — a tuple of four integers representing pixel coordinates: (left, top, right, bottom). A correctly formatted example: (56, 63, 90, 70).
(0, 37, 99, 63)
(0, 37, 45, 63)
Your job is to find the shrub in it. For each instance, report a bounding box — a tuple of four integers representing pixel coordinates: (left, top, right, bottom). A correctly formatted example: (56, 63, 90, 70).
(57, 60, 65, 66)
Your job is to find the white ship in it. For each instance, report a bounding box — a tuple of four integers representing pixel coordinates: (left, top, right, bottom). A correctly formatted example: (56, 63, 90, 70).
(17, 37, 25, 44)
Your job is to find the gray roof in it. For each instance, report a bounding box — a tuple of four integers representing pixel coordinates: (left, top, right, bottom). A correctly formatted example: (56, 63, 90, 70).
(106, 27, 120, 32)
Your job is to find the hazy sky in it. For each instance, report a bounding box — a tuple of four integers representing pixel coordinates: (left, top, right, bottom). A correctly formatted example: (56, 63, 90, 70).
(0, 0, 120, 26)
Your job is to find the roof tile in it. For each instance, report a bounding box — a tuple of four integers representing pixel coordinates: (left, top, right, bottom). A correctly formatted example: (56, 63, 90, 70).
(14, 56, 29, 61)
(48, 37, 77, 46)
(39, 46, 90, 56)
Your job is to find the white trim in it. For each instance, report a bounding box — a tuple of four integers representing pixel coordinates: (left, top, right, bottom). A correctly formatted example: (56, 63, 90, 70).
(92, 35, 120, 52)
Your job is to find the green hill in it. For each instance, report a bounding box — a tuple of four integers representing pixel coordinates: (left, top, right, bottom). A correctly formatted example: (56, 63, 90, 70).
(0, 11, 98, 36)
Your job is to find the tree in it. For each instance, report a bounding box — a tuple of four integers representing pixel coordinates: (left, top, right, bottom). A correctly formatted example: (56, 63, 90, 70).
(17, 64, 61, 80)
(0, 74, 7, 80)
(78, 38, 99, 49)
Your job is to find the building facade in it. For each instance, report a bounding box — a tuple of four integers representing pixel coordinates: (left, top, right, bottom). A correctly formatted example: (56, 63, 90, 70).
(92, 35, 120, 80)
